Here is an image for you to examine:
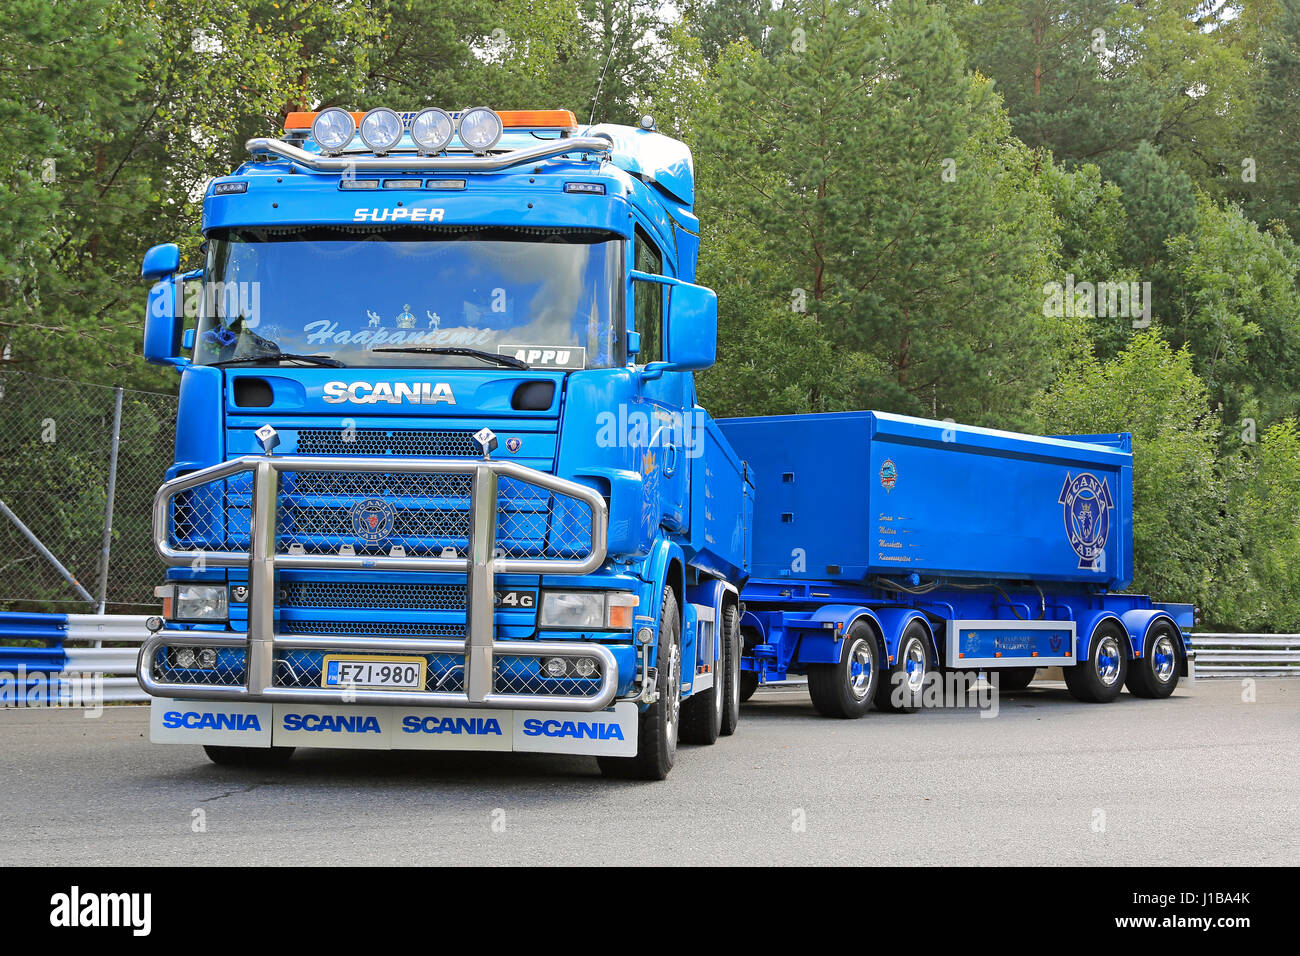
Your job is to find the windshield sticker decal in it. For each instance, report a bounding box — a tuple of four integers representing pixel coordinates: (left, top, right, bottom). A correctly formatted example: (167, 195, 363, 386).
(304, 318, 492, 348)
(498, 345, 587, 369)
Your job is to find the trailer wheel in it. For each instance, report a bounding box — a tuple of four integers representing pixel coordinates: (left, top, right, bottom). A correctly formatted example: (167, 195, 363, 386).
(875, 621, 932, 712)
(719, 602, 741, 736)
(739, 671, 759, 702)
(1064, 622, 1128, 703)
(1125, 620, 1181, 699)
(203, 745, 294, 768)
(993, 667, 1037, 692)
(807, 620, 879, 718)
(599, 587, 681, 780)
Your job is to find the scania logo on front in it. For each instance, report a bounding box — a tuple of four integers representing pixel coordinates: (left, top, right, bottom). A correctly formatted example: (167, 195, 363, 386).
(322, 381, 456, 405)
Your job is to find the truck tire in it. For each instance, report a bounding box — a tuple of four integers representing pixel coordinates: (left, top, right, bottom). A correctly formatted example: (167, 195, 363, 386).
(1064, 622, 1129, 703)
(874, 620, 932, 712)
(680, 601, 724, 746)
(739, 626, 762, 702)
(807, 620, 879, 718)
(993, 667, 1037, 692)
(598, 588, 681, 780)
(719, 602, 741, 736)
(1125, 620, 1181, 699)
(203, 745, 295, 767)
(739, 671, 759, 702)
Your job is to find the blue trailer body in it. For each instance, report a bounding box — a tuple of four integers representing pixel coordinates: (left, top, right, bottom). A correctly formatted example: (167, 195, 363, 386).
(718, 410, 1133, 589)
(137, 109, 750, 776)
(717, 411, 1191, 712)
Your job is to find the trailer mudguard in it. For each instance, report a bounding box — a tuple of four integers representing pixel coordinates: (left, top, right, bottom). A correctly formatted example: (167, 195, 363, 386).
(871, 607, 936, 668)
(1076, 609, 1128, 663)
(794, 604, 883, 665)
(1120, 608, 1184, 661)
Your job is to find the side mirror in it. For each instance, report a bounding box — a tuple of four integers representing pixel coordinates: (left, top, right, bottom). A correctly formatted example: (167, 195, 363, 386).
(663, 281, 716, 371)
(144, 278, 186, 366)
(142, 243, 191, 367)
(141, 242, 180, 281)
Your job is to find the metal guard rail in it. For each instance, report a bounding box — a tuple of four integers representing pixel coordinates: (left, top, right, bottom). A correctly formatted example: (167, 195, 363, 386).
(141, 454, 615, 711)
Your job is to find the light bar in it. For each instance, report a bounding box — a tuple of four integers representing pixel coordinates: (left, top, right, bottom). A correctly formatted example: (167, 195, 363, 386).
(286, 108, 580, 135)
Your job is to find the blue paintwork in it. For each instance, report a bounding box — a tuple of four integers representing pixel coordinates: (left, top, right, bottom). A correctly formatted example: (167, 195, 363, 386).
(719, 414, 1191, 686)
(719, 410, 1133, 589)
(146, 117, 750, 713)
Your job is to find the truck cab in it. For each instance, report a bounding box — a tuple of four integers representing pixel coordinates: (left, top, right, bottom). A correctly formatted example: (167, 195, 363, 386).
(139, 107, 751, 779)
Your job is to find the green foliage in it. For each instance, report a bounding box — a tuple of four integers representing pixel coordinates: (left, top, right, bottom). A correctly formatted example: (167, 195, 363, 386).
(1165, 196, 1300, 428)
(1034, 331, 1230, 610)
(1218, 420, 1300, 631)
(691, 0, 1061, 427)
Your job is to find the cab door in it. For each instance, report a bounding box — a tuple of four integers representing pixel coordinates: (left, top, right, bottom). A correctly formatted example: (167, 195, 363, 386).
(631, 227, 690, 533)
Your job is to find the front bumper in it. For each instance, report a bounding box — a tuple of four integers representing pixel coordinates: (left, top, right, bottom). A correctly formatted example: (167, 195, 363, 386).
(140, 452, 622, 712)
(150, 696, 638, 756)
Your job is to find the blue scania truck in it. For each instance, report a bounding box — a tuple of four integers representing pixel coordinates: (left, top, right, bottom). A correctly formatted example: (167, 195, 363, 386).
(718, 412, 1194, 715)
(137, 107, 751, 779)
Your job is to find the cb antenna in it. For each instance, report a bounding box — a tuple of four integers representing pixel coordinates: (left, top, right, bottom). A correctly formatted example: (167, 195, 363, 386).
(589, 45, 615, 126)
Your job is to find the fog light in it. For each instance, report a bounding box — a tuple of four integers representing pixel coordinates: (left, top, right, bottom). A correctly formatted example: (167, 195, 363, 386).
(174, 647, 197, 669)
(573, 658, 597, 678)
(543, 657, 568, 678)
(198, 648, 218, 668)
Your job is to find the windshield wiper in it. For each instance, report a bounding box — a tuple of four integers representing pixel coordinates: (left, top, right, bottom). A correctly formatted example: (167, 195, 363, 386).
(210, 352, 345, 368)
(372, 346, 529, 370)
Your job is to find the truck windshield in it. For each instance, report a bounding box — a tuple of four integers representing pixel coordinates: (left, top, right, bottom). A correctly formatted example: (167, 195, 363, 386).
(194, 225, 625, 369)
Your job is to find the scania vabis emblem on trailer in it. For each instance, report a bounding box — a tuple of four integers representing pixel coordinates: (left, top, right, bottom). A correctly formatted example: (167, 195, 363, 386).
(351, 497, 396, 544)
(1058, 472, 1112, 570)
(879, 458, 897, 493)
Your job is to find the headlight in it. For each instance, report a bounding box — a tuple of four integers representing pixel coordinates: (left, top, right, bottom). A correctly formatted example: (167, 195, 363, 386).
(359, 107, 404, 154)
(457, 107, 503, 153)
(538, 591, 637, 630)
(411, 107, 455, 154)
(311, 107, 356, 154)
(157, 584, 229, 622)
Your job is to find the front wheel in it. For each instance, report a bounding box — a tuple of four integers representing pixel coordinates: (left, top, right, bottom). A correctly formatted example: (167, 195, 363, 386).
(1125, 620, 1181, 699)
(599, 588, 681, 780)
(807, 621, 879, 718)
(1064, 622, 1128, 703)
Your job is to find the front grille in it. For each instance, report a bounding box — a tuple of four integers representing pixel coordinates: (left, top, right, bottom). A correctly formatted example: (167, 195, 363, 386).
(287, 471, 471, 499)
(278, 619, 467, 638)
(167, 441, 594, 561)
(297, 428, 479, 457)
(279, 581, 467, 610)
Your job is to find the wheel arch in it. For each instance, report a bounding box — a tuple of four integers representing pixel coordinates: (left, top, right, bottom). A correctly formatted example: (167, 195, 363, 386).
(794, 604, 885, 666)
(872, 607, 937, 669)
(1120, 608, 1187, 672)
(1076, 610, 1128, 662)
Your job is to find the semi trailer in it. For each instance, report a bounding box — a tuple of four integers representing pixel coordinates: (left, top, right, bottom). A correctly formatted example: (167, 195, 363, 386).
(717, 411, 1194, 715)
(137, 107, 751, 780)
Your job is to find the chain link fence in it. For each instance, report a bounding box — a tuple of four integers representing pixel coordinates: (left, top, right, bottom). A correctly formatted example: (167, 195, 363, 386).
(0, 370, 176, 613)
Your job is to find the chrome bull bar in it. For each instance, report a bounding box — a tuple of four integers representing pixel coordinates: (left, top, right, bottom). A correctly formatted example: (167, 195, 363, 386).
(138, 453, 615, 711)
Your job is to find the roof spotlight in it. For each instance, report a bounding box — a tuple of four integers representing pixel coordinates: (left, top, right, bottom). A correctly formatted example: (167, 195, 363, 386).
(359, 107, 404, 154)
(457, 107, 503, 154)
(311, 107, 356, 154)
(411, 108, 455, 155)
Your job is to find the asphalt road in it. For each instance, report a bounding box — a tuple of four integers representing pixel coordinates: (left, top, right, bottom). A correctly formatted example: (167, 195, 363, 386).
(2, 677, 1296, 866)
